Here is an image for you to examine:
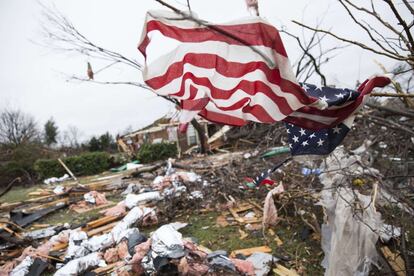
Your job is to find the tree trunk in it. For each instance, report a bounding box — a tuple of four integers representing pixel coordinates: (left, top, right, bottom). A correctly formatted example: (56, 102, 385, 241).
(190, 119, 207, 154)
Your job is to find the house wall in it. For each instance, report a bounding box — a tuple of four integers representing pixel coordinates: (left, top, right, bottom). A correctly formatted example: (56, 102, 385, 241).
(121, 122, 211, 155)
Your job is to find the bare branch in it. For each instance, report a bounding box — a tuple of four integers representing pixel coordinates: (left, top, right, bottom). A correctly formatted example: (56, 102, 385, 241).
(338, 0, 401, 57)
(292, 20, 409, 62)
(383, 0, 414, 53)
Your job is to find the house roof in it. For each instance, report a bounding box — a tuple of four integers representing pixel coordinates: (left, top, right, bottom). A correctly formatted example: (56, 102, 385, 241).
(123, 125, 165, 138)
(122, 118, 211, 139)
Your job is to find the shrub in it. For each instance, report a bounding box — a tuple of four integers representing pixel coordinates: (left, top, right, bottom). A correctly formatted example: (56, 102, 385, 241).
(0, 143, 46, 185)
(137, 142, 177, 163)
(34, 151, 111, 179)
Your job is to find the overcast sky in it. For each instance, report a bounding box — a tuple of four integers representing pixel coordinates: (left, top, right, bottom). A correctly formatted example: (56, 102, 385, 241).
(0, 0, 403, 141)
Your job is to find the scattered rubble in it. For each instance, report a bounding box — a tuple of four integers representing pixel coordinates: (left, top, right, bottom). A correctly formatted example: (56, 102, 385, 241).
(0, 110, 413, 275)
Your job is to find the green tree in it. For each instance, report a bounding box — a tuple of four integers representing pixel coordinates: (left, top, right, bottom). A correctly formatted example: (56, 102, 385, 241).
(88, 136, 101, 152)
(99, 132, 113, 151)
(44, 118, 58, 146)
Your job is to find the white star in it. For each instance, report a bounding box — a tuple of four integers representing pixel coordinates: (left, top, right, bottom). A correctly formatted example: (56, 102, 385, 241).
(299, 128, 306, 136)
(286, 128, 290, 134)
(333, 126, 341, 134)
(335, 93, 345, 99)
(309, 133, 316, 139)
(314, 83, 324, 91)
(289, 143, 292, 148)
(301, 140, 309, 146)
(319, 95, 329, 102)
(292, 135, 299, 143)
(302, 84, 310, 91)
(317, 139, 324, 146)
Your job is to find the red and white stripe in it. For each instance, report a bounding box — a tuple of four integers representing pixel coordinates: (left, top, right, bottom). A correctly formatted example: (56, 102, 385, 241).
(138, 10, 389, 130)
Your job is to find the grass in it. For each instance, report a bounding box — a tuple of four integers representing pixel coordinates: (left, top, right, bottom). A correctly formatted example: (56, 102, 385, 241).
(175, 210, 324, 275)
(0, 184, 43, 203)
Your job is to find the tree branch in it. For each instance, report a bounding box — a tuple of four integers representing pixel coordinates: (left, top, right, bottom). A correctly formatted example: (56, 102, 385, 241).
(292, 20, 409, 61)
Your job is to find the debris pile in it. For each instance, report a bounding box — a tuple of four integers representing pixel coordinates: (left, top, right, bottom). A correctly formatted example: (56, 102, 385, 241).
(0, 107, 413, 275)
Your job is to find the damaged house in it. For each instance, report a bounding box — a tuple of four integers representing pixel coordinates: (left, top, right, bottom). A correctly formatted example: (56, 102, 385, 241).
(117, 118, 222, 155)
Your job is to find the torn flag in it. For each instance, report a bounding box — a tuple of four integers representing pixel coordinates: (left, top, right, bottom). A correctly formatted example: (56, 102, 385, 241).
(138, 10, 390, 138)
(287, 79, 389, 156)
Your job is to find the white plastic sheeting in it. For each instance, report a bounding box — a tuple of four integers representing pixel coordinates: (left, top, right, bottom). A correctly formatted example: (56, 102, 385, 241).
(246, 253, 274, 276)
(55, 252, 106, 276)
(111, 206, 152, 243)
(318, 147, 383, 276)
(319, 187, 381, 276)
(151, 224, 185, 258)
(142, 223, 186, 273)
(62, 206, 155, 263)
(125, 192, 161, 209)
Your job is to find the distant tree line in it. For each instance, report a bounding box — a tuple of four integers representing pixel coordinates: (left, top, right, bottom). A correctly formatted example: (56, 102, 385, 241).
(0, 107, 118, 187)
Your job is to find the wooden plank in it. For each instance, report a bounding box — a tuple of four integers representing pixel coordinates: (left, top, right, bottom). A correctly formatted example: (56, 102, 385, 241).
(58, 158, 77, 181)
(229, 208, 245, 223)
(94, 261, 124, 274)
(71, 201, 115, 214)
(51, 242, 68, 252)
(86, 221, 118, 237)
(273, 264, 300, 276)
(22, 198, 69, 213)
(230, 246, 272, 258)
(83, 215, 119, 231)
(380, 246, 406, 276)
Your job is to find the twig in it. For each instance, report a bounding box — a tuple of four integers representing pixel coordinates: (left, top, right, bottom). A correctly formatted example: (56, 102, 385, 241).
(292, 20, 409, 61)
(366, 102, 414, 118)
(370, 92, 414, 98)
(365, 114, 414, 136)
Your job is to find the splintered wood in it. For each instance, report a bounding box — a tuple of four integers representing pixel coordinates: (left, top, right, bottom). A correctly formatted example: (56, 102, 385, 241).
(273, 264, 300, 276)
(228, 202, 263, 224)
(230, 246, 272, 257)
(380, 246, 406, 276)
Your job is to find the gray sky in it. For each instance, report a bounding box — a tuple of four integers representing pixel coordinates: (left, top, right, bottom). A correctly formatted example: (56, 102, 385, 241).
(0, 0, 401, 142)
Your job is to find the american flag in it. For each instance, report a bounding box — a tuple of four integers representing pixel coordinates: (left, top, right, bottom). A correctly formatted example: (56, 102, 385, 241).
(287, 83, 357, 156)
(138, 10, 390, 136)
